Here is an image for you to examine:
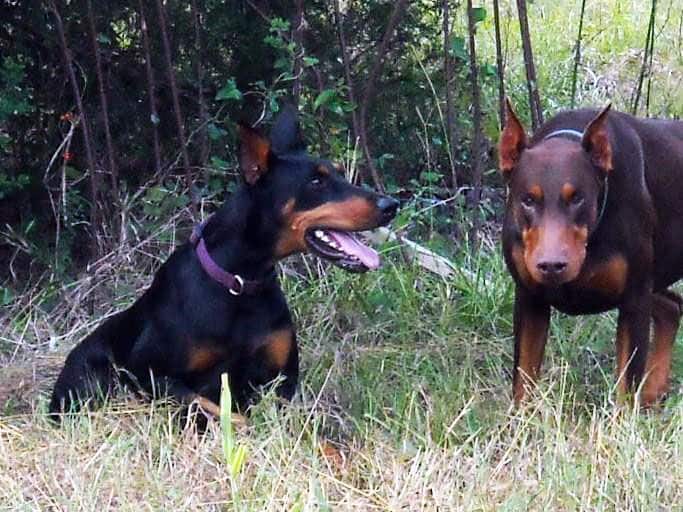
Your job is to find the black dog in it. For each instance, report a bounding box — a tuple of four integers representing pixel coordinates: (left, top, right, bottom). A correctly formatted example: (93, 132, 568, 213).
(500, 99, 683, 405)
(49, 107, 398, 418)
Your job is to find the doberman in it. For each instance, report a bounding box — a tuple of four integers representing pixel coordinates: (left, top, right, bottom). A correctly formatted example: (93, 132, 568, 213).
(499, 99, 683, 406)
(49, 106, 398, 419)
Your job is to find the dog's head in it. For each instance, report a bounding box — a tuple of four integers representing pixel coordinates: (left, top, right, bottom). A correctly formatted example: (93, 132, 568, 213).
(238, 106, 398, 272)
(499, 99, 612, 287)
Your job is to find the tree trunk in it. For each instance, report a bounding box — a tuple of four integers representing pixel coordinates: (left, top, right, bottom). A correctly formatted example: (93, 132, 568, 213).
(516, 0, 543, 130)
(358, 0, 410, 192)
(442, 0, 458, 190)
(155, 0, 197, 214)
(138, 0, 162, 176)
(492, 0, 506, 129)
(466, 0, 483, 251)
(50, 0, 104, 255)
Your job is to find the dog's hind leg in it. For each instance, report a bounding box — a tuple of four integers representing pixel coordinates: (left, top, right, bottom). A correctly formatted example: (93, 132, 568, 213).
(48, 333, 115, 420)
(642, 290, 682, 405)
(48, 307, 141, 421)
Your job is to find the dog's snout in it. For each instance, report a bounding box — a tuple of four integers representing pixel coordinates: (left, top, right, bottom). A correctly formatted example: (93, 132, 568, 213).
(537, 259, 568, 275)
(376, 196, 399, 224)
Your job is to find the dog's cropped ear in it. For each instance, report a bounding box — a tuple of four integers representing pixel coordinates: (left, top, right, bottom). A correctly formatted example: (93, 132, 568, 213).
(499, 98, 528, 176)
(582, 104, 613, 173)
(269, 105, 306, 155)
(238, 122, 271, 185)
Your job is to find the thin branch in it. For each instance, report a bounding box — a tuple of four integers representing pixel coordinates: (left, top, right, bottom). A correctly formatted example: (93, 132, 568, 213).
(466, 0, 483, 251)
(442, 0, 458, 190)
(358, 0, 410, 192)
(631, 0, 657, 115)
(333, 0, 361, 181)
(86, 0, 118, 201)
(190, 0, 209, 170)
(516, 0, 543, 129)
(50, 0, 103, 255)
(291, 0, 305, 105)
(570, 0, 587, 108)
(138, 0, 162, 176)
(492, 0, 506, 128)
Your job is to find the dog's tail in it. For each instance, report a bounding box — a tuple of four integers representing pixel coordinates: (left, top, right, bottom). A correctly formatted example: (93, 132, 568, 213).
(48, 308, 138, 421)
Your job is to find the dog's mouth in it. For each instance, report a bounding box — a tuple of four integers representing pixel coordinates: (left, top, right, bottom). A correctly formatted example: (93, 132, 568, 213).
(304, 228, 380, 273)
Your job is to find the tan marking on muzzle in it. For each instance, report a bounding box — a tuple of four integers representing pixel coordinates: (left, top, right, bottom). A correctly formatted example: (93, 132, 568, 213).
(523, 222, 588, 285)
(275, 196, 377, 258)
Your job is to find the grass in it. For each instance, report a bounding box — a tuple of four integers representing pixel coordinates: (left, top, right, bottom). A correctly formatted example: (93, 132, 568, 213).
(1, 213, 682, 510)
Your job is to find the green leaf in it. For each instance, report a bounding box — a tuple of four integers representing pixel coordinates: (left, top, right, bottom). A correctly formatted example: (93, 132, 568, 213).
(230, 445, 248, 476)
(481, 63, 497, 77)
(450, 36, 467, 60)
(471, 7, 487, 24)
(220, 373, 234, 461)
(303, 56, 319, 67)
(210, 156, 230, 170)
(215, 79, 242, 101)
(207, 123, 227, 141)
(0, 287, 13, 306)
(420, 170, 441, 184)
(313, 89, 336, 111)
(96, 33, 111, 45)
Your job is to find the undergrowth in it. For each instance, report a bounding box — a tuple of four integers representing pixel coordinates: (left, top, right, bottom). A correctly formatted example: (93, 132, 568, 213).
(1, 201, 682, 510)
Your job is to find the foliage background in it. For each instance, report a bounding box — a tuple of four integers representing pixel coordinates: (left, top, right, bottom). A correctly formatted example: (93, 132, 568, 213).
(1, 0, 681, 287)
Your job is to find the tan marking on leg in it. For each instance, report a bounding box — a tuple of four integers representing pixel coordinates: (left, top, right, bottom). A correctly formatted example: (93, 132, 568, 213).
(615, 316, 632, 398)
(513, 304, 549, 404)
(190, 394, 247, 426)
(642, 292, 681, 406)
(259, 328, 294, 369)
(187, 346, 225, 373)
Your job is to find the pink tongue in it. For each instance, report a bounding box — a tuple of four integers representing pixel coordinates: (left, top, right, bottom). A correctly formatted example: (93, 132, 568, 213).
(327, 230, 380, 270)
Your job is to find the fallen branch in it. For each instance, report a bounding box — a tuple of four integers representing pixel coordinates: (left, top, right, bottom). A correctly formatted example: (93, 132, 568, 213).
(365, 227, 457, 278)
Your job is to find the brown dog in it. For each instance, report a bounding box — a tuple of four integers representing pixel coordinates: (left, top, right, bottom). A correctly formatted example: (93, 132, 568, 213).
(499, 99, 683, 405)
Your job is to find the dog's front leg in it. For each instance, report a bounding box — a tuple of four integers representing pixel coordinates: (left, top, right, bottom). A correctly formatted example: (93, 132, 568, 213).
(512, 286, 550, 404)
(615, 282, 652, 401)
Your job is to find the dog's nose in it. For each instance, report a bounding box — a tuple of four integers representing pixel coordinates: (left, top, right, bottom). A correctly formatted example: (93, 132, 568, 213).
(537, 260, 568, 275)
(376, 196, 399, 224)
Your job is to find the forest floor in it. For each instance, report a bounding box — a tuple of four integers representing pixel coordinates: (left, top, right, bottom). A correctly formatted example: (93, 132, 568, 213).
(1, 212, 682, 511)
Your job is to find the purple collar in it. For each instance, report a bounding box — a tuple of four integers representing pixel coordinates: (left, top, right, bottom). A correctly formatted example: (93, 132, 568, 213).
(190, 218, 268, 296)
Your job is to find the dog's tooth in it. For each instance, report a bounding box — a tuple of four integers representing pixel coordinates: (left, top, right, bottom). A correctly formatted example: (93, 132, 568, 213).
(315, 229, 324, 237)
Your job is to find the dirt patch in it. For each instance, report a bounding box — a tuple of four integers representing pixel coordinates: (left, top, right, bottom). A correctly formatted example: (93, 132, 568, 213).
(0, 353, 65, 414)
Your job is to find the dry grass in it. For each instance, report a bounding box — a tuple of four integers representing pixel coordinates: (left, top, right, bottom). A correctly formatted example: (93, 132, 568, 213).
(1, 213, 682, 510)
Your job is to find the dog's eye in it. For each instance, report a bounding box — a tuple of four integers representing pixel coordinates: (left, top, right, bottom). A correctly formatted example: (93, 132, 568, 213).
(570, 192, 584, 206)
(522, 195, 536, 208)
(309, 176, 324, 188)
